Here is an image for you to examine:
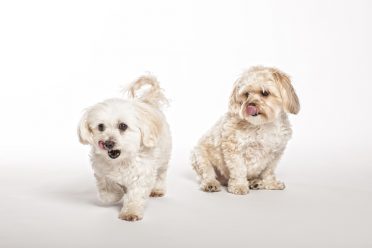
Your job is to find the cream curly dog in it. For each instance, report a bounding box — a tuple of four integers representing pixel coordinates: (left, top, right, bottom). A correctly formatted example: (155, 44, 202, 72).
(78, 75, 171, 221)
(191, 66, 300, 195)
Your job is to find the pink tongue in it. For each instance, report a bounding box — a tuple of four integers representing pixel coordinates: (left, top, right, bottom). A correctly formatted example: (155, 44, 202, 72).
(246, 105, 258, 116)
(98, 141, 105, 150)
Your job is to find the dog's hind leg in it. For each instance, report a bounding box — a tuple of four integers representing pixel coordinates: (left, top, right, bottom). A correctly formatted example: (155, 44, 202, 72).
(150, 167, 167, 197)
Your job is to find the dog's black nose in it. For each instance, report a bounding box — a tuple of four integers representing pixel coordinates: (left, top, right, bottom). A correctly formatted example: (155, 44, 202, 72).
(104, 140, 115, 150)
(248, 102, 256, 106)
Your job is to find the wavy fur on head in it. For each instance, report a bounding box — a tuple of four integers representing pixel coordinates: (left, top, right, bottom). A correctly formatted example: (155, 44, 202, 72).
(191, 66, 299, 194)
(78, 74, 172, 221)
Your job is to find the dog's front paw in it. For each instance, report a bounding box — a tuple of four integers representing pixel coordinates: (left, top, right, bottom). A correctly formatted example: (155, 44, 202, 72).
(249, 179, 264, 190)
(150, 189, 165, 197)
(98, 191, 123, 204)
(249, 179, 285, 190)
(228, 180, 249, 195)
(267, 181, 285, 190)
(118, 211, 143, 222)
(201, 179, 221, 192)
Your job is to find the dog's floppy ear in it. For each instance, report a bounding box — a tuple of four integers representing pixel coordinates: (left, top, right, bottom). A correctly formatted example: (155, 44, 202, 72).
(136, 104, 163, 148)
(228, 79, 242, 115)
(77, 110, 92, 145)
(271, 68, 300, 114)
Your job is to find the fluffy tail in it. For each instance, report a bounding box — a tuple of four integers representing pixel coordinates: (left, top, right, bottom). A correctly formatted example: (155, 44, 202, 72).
(126, 74, 168, 108)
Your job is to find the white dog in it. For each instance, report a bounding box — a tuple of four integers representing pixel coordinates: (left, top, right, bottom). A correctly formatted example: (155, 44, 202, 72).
(191, 66, 300, 195)
(78, 75, 171, 221)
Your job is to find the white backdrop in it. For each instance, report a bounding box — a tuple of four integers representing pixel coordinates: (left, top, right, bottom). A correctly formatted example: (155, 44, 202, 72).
(1, 0, 371, 247)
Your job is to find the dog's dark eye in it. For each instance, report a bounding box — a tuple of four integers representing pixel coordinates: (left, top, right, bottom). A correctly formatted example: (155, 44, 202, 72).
(118, 123, 128, 131)
(244, 92, 249, 98)
(261, 91, 270, 97)
(98, 123, 105, 132)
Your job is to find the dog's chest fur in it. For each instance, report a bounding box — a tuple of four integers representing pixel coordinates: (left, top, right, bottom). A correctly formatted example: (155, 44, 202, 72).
(204, 112, 292, 179)
(239, 118, 290, 155)
(235, 114, 292, 177)
(91, 155, 157, 187)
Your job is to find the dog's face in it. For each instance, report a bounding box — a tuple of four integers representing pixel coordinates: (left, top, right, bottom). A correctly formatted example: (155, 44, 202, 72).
(78, 99, 162, 161)
(229, 66, 300, 125)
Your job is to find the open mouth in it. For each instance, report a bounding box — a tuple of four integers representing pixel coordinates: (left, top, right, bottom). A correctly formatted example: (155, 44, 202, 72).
(108, 149, 121, 159)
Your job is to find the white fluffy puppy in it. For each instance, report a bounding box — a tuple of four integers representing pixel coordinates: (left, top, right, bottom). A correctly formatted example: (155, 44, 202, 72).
(191, 66, 300, 195)
(78, 75, 171, 221)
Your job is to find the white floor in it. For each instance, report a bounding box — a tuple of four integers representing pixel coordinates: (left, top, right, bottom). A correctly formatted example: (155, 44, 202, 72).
(1, 146, 371, 248)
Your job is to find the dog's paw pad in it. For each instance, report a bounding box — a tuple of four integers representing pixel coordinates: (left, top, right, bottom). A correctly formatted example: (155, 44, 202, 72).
(249, 180, 262, 190)
(119, 213, 142, 222)
(150, 190, 165, 197)
(251, 183, 260, 189)
(201, 180, 221, 192)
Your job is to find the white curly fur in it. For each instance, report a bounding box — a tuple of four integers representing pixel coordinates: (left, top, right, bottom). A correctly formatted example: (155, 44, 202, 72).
(78, 75, 171, 221)
(191, 66, 300, 194)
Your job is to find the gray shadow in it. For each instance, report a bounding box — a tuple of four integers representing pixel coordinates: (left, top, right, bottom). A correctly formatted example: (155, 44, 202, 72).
(42, 177, 122, 210)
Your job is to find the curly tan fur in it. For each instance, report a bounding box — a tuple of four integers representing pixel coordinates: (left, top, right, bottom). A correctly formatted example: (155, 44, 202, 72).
(191, 66, 299, 194)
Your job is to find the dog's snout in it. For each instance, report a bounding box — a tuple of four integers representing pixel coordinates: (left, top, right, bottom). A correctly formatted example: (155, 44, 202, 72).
(104, 140, 115, 149)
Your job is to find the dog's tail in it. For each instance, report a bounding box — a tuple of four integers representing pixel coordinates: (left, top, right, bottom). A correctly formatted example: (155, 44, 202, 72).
(126, 74, 168, 108)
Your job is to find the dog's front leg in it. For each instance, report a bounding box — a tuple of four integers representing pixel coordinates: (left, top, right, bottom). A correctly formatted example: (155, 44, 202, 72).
(223, 153, 249, 195)
(250, 157, 285, 190)
(118, 179, 152, 221)
(95, 175, 124, 204)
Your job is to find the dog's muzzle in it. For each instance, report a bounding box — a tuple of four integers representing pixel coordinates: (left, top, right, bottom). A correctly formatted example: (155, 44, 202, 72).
(99, 140, 116, 150)
(98, 140, 121, 159)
